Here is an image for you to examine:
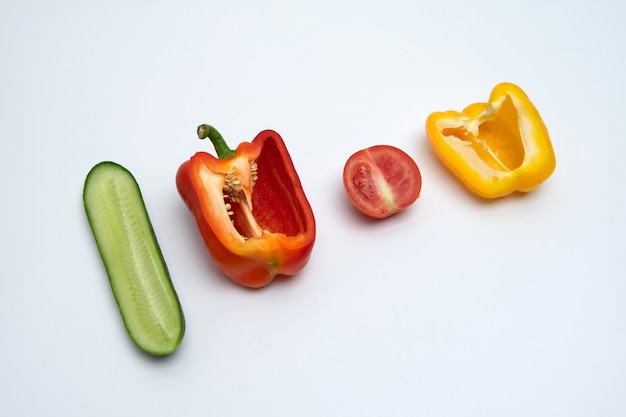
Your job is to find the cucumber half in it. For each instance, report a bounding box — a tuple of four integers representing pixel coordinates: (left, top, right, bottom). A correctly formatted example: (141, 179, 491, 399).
(83, 161, 184, 356)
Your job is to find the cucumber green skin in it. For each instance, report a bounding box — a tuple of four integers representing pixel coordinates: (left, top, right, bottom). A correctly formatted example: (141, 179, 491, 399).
(83, 161, 184, 356)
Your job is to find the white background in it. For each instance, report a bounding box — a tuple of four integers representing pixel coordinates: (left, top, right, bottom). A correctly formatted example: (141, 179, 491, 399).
(2, 1, 625, 416)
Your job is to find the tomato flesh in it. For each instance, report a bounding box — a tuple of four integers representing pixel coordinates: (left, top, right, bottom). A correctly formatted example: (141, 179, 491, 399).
(343, 145, 421, 218)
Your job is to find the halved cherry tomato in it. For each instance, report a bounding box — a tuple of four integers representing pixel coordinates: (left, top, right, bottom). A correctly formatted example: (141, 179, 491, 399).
(343, 145, 421, 218)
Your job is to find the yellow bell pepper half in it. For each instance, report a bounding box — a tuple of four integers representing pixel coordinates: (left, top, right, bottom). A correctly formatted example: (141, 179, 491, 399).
(425, 82, 556, 198)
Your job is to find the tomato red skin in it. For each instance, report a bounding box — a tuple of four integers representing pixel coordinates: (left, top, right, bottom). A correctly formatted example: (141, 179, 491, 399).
(343, 145, 421, 218)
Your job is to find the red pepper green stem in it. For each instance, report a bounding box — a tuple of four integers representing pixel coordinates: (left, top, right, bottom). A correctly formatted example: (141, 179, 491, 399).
(197, 124, 236, 159)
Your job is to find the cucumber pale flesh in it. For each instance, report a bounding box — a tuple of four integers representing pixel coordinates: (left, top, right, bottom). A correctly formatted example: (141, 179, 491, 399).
(83, 161, 184, 356)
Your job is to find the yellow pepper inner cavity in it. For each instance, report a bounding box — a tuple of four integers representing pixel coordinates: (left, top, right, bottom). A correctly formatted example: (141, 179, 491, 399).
(442, 96, 525, 172)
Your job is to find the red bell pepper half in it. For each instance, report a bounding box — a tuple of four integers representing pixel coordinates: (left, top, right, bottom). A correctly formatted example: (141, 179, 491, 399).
(176, 124, 316, 288)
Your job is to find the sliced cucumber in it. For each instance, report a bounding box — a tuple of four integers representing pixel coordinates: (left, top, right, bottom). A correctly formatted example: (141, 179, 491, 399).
(83, 161, 184, 356)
